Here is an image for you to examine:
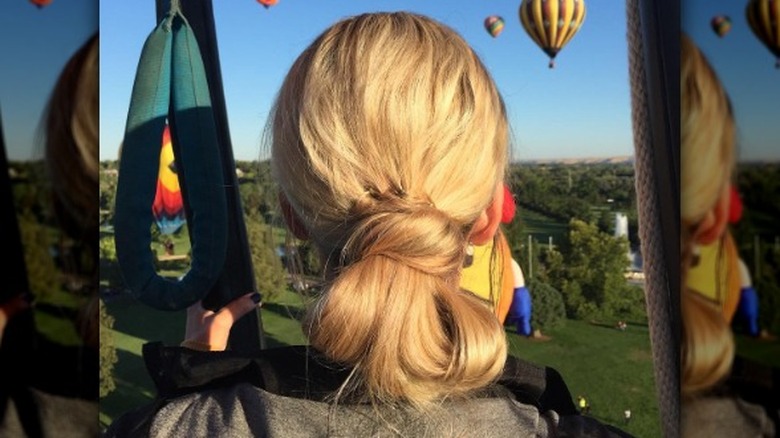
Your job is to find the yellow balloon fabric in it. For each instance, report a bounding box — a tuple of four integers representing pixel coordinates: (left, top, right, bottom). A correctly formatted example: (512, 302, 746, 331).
(460, 230, 515, 324)
(157, 128, 180, 193)
(686, 231, 742, 323)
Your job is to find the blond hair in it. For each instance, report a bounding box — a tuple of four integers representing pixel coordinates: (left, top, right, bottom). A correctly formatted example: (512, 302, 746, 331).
(45, 33, 99, 243)
(681, 33, 735, 231)
(680, 33, 736, 398)
(43, 33, 99, 347)
(271, 13, 509, 408)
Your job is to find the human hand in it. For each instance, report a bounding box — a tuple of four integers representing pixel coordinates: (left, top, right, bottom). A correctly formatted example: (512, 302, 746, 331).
(181, 292, 261, 351)
(0, 293, 33, 345)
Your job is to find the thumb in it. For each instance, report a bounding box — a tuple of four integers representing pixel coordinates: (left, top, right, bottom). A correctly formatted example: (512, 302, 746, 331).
(213, 292, 262, 329)
(1, 295, 31, 319)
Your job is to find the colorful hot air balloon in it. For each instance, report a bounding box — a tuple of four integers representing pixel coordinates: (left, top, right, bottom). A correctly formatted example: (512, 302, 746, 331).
(257, 0, 278, 9)
(710, 15, 732, 38)
(746, 0, 780, 68)
(484, 15, 506, 38)
(29, 0, 53, 9)
(519, 0, 586, 68)
(152, 125, 186, 235)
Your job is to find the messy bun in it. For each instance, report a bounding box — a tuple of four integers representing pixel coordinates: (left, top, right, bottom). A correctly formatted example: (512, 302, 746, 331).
(271, 12, 509, 407)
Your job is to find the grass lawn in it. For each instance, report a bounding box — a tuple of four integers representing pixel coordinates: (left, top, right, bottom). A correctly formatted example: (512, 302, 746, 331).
(518, 208, 569, 246)
(33, 287, 87, 346)
(101, 288, 660, 437)
(506, 321, 660, 437)
(735, 334, 780, 369)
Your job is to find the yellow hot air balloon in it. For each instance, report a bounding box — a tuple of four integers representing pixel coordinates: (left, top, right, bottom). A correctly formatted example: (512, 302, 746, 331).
(745, 0, 780, 68)
(519, 0, 586, 68)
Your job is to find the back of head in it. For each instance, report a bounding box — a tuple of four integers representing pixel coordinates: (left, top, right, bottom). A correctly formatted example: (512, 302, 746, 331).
(681, 33, 735, 243)
(43, 33, 99, 347)
(680, 33, 736, 399)
(45, 33, 99, 245)
(271, 12, 508, 408)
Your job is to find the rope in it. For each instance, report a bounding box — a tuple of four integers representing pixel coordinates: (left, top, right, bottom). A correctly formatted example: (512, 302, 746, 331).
(625, 1, 679, 437)
(163, 0, 189, 32)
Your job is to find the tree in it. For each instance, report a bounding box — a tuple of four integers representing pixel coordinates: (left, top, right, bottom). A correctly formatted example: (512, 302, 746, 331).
(99, 168, 118, 226)
(99, 298, 118, 398)
(245, 213, 287, 302)
(551, 219, 634, 320)
(18, 215, 61, 301)
(527, 278, 566, 331)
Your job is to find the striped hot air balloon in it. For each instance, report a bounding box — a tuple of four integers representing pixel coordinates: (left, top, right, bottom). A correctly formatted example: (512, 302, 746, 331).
(745, 0, 780, 68)
(152, 124, 186, 235)
(519, 0, 586, 68)
(484, 16, 506, 38)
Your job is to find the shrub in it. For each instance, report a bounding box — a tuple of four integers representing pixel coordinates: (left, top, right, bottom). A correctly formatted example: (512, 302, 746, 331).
(99, 299, 118, 398)
(527, 278, 566, 331)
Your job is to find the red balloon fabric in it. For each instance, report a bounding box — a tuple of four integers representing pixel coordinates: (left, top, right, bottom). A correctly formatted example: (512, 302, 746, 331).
(30, 0, 53, 8)
(728, 184, 743, 224)
(501, 184, 516, 224)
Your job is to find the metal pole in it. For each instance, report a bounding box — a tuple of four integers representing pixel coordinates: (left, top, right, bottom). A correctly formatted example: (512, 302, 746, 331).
(754, 235, 760, 279)
(528, 235, 533, 279)
(156, 0, 265, 353)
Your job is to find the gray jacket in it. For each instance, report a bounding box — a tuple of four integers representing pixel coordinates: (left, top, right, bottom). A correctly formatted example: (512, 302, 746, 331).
(104, 343, 633, 438)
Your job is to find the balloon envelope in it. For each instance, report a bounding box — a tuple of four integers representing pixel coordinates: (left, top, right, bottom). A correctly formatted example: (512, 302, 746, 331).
(710, 15, 732, 38)
(257, 0, 278, 8)
(745, 0, 780, 68)
(152, 125, 186, 235)
(29, 0, 53, 8)
(484, 16, 506, 38)
(519, 0, 587, 68)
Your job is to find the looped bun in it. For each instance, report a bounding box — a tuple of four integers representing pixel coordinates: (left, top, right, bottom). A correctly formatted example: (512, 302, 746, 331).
(342, 189, 466, 277)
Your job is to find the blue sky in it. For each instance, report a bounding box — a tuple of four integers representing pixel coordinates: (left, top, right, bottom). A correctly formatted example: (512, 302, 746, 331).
(684, 1, 780, 162)
(0, 0, 97, 161)
(2, 2, 774, 163)
(100, 1, 635, 162)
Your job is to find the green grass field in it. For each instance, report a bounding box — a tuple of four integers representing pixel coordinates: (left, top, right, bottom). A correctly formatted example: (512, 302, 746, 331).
(508, 321, 660, 437)
(518, 208, 569, 246)
(735, 334, 780, 369)
(101, 288, 660, 437)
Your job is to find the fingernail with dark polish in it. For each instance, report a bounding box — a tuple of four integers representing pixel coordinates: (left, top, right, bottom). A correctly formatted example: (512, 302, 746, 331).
(251, 293, 262, 304)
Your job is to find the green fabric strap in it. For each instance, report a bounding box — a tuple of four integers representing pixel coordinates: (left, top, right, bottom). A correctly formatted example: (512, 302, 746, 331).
(114, 11, 227, 311)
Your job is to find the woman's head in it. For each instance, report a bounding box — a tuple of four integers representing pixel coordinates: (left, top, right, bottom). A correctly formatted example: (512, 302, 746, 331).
(44, 33, 99, 244)
(43, 33, 99, 347)
(681, 33, 736, 254)
(680, 33, 737, 398)
(271, 12, 508, 407)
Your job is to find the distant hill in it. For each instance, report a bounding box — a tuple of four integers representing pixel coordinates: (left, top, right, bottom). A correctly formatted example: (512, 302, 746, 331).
(515, 156, 634, 165)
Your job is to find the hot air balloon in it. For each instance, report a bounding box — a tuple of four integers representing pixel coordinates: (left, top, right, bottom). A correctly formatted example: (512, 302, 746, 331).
(29, 0, 53, 9)
(519, 0, 586, 68)
(746, 0, 780, 68)
(257, 0, 278, 9)
(710, 15, 732, 38)
(484, 15, 506, 38)
(152, 124, 186, 235)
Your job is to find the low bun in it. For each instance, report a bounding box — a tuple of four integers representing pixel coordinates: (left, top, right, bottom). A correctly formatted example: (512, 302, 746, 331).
(339, 188, 467, 278)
